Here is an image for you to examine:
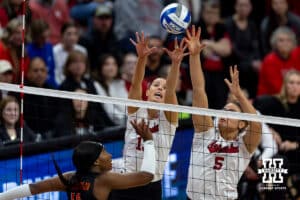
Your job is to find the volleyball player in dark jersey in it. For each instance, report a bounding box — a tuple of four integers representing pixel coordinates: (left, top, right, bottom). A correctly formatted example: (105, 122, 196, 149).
(0, 119, 156, 200)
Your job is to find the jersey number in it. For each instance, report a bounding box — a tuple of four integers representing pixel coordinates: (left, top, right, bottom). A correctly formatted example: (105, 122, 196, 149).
(136, 136, 144, 151)
(213, 156, 224, 170)
(71, 192, 81, 200)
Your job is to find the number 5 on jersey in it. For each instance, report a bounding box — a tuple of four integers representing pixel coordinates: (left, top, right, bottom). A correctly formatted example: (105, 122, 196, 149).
(213, 156, 224, 170)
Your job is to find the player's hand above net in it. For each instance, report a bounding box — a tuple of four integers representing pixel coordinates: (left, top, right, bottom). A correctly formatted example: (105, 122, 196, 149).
(184, 25, 206, 56)
(130, 32, 157, 59)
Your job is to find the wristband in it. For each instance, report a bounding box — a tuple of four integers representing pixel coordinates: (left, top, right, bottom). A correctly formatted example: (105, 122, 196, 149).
(141, 140, 156, 174)
(0, 184, 32, 200)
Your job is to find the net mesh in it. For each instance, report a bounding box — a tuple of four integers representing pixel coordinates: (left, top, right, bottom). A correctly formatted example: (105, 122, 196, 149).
(0, 83, 299, 200)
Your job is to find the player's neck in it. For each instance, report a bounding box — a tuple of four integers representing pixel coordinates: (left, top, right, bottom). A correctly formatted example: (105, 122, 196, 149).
(220, 130, 238, 141)
(90, 166, 102, 173)
(147, 109, 159, 119)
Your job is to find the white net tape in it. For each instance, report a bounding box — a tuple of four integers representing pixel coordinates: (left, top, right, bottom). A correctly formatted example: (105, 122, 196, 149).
(1, 83, 300, 127)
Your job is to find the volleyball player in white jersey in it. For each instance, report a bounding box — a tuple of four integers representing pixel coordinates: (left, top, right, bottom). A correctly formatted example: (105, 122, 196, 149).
(185, 26, 262, 200)
(110, 32, 187, 200)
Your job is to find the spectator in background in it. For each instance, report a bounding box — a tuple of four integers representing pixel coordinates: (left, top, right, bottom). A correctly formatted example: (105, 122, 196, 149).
(22, 57, 57, 139)
(0, 60, 14, 100)
(144, 36, 166, 83)
(121, 52, 148, 101)
(52, 88, 114, 138)
(79, 4, 119, 69)
(257, 27, 299, 96)
(93, 54, 128, 126)
(0, 0, 31, 28)
(59, 50, 94, 93)
(113, 0, 167, 52)
(68, 0, 94, 9)
(254, 70, 300, 200)
(225, 0, 261, 99)
(70, 0, 113, 32)
(53, 22, 87, 85)
(59, 50, 114, 126)
(261, 0, 300, 55)
(29, 0, 70, 44)
(0, 96, 37, 146)
(196, 0, 232, 109)
(0, 18, 30, 83)
(26, 20, 57, 88)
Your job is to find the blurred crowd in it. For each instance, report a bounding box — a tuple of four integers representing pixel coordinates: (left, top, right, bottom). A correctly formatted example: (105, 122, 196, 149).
(0, 0, 300, 199)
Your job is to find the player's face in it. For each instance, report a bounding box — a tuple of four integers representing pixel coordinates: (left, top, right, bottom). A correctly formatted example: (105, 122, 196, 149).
(146, 78, 166, 103)
(2, 102, 19, 126)
(285, 73, 300, 98)
(98, 148, 112, 171)
(218, 103, 245, 136)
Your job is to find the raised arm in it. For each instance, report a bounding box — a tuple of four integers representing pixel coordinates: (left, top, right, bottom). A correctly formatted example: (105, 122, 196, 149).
(224, 66, 262, 153)
(128, 32, 157, 114)
(185, 25, 213, 132)
(163, 38, 188, 125)
(99, 119, 155, 189)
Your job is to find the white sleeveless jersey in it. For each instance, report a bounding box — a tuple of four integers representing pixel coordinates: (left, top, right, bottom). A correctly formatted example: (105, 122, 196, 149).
(123, 108, 177, 182)
(186, 128, 253, 200)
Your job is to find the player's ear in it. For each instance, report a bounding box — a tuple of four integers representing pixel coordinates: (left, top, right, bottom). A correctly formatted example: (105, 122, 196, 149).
(94, 158, 101, 166)
(238, 120, 247, 131)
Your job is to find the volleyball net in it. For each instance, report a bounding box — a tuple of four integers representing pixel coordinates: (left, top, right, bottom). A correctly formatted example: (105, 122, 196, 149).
(0, 83, 299, 199)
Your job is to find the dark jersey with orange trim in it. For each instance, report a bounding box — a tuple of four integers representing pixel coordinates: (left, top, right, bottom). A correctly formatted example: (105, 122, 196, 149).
(67, 172, 99, 200)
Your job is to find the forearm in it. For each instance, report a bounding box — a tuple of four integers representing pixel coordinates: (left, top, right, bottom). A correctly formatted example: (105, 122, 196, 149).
(129, 57, 147, 99)
(260, 124, 278, 159)
(141, 140, 156, 174)
(131, 57, 147, 87)
(190, 54, 205, 91)
(236, 93, 257, 114)
(237, 93, 261, 134)
(165, 61, 180, 95)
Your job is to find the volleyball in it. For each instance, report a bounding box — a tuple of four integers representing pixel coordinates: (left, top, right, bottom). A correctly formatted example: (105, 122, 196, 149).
(160, 3, 191, 34)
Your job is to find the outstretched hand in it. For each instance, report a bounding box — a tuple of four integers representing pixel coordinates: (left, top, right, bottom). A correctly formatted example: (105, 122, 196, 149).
(130, 32, 157, 58)
(224, 65, 242, 98)
(184, 25, 206, 56)
(130, 119, 153, 141)
(163, 38, 189, 64)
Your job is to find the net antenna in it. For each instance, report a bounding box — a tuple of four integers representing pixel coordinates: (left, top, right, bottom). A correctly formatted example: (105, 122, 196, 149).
(18, 0, 27, 185)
